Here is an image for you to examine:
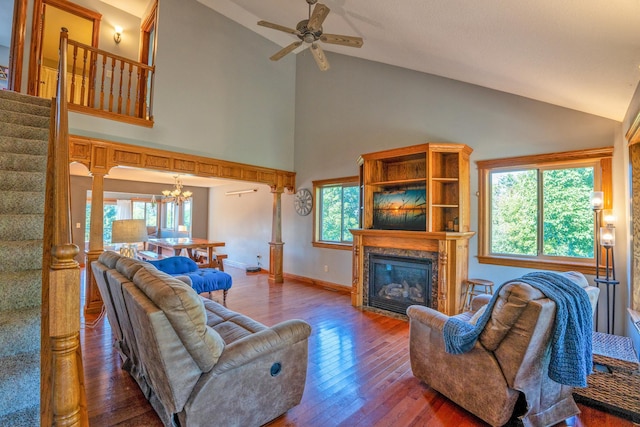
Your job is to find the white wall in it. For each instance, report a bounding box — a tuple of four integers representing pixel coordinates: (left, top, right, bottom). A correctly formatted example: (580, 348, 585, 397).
(209, 183, 273, 269)
(66, 0, 297, 172)
(288, 51, 629, 333)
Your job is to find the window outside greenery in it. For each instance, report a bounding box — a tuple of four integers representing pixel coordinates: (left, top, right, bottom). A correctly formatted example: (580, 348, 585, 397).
(319, 183, 360, 244)
(490, 166, 594, 259)
(133, 200, 157, 227)
(85, 202, 117, 243)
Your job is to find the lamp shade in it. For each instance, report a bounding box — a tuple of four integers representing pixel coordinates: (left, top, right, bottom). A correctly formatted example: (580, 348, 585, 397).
(590, 191, 604, 210)
(111, 219, 149, 244)
(600, 226, 615, 247)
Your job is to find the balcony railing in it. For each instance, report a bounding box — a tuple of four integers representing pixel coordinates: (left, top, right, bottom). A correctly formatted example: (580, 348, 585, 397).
(43, 36, 155, 127)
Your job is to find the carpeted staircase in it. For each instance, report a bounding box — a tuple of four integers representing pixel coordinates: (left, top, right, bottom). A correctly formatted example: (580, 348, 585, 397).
(0, 90, 51, 426)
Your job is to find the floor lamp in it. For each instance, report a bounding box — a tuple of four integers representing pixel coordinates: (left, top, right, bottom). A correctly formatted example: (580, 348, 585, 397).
(590, 191, 603, 330)
(593, 210, 619, 334)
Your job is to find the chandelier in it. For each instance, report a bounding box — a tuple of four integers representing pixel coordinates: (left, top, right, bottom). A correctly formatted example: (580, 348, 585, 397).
(162, 176, 193, 205)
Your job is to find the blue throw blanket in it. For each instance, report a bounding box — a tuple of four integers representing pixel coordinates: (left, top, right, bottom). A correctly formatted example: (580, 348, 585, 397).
(442, 272, 593, 387)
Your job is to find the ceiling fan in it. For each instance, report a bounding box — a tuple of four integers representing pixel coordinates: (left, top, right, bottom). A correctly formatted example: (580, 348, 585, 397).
(258, 0, 364, 71)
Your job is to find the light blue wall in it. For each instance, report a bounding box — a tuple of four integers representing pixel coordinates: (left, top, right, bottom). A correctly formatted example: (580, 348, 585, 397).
(65, 0, 297, 171)
(288, 51, 628, 333)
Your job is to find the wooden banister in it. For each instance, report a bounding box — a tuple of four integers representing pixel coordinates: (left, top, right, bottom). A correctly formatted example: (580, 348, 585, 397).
(41, 27, 88, 427)
(63, 36, 155, 126)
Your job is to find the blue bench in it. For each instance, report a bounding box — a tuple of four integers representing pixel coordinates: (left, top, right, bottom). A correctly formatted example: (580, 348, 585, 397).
(147, 256, 232, 304)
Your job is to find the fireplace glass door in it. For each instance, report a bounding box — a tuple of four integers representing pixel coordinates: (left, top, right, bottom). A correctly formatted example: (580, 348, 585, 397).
(369, 254, 432, 315)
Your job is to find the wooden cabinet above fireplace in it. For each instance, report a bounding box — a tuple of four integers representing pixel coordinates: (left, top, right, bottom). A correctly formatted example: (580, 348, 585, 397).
(358, 142, 472, 233)
(352, 142, 474, 316)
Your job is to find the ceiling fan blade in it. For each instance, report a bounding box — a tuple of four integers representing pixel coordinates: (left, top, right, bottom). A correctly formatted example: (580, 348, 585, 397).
(320, 33, 364, 48)
(270, 41, 302, 61)
(310, 43, 330, 71)
(307, 3, 330, 32)
(258, 20, 298, 35)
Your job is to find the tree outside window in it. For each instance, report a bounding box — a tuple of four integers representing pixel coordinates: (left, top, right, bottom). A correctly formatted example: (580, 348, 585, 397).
(313, 176, 360, 249)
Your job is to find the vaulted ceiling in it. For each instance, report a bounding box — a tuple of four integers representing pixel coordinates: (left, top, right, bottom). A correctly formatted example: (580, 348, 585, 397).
(197, 0, 640, 122)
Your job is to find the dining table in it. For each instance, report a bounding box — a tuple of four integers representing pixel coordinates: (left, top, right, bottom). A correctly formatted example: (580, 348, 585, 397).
(146, 237, 225, 269)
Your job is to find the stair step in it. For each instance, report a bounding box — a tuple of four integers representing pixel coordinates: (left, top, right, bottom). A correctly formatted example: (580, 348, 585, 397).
(0, 215, 44, 241)
(0, 96, 51, 117)
(0, 351, 40, 418)
(0, 405, 39, 427)
(0, 270, 42, 312)
(0, 109, 50, 129)
(0, 121, 49, 141)
(0, 135, 49, 156)
(0, 170, 46, 192)
(0, 90, 52, 108)
(0, 152, 47, 173)
(0, 307, 40, 358)
(0, 191, 45, 215)
(0, 241, 43, 272)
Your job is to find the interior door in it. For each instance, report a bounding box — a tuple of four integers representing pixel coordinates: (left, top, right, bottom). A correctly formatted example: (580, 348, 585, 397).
(28, 0, 100, 98)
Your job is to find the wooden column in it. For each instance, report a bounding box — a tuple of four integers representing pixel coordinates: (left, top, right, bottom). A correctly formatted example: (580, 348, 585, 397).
(84, 171, 105, 314)
(269, 187, 284, 283)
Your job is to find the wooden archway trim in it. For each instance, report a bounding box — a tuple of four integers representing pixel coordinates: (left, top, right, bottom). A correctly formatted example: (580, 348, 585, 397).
(69, 134, 296, 191)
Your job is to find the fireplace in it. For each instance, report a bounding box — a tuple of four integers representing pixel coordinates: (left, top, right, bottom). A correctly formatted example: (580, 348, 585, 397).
(367, 254, 432, 315)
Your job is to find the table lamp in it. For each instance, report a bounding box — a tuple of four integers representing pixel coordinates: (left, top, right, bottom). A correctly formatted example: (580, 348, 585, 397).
(111, 219, 148, 258)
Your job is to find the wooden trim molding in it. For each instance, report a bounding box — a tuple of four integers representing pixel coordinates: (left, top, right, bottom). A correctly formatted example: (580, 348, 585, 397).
(9, 0, 27, 91)
(475, 147, 614, 169)
(69, 134, 296, 191)
(626, 109, 640, 145)
(68, 104, 154, 127)
(311, 175, 359, 248)
(283, 272, 351, 295)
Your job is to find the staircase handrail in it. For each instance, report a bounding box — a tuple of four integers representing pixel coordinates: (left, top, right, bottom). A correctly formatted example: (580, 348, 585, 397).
(41, 27, 88, 426)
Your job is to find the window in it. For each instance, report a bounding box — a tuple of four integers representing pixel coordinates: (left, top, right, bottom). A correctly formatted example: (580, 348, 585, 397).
(313, 176, 360, 249)
(132, 199, 157, 227)
(477, 147, 613, 273)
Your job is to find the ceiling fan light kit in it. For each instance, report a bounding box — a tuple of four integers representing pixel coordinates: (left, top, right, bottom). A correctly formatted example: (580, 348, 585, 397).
(257, 0, 364, 71)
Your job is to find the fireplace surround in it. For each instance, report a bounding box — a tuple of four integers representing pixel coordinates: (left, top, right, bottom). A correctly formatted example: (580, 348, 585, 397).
(351, 229, 473, 316)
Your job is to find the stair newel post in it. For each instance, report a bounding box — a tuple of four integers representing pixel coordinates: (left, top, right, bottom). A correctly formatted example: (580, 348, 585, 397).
(41, 27, 87, 426)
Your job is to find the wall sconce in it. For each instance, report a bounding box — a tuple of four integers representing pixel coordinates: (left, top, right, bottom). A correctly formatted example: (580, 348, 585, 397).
(114, 26, 123, 44)
(225, 189, 258, 197)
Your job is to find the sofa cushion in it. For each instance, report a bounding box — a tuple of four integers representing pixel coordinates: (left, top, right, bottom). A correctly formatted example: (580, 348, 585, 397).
(132, 267, 225, 372)
(98, 250, 121, 269)
(202, 299, 267, 344)
(116, 256, 155, 280)
(148, 256, 198, 275)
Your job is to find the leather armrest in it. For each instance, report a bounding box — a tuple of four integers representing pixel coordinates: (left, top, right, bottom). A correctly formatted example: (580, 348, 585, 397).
(407, 305, 448, 331)
(210, 319, 311, 374)
(471, 294, 491, 311)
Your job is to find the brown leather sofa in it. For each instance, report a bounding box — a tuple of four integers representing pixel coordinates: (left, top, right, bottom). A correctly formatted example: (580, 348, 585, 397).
(92, 251, 311, 426)
(407, 272, 599, 427)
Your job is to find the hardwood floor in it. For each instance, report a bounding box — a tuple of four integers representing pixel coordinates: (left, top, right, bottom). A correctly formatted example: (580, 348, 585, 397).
(81, 266, 634, 427)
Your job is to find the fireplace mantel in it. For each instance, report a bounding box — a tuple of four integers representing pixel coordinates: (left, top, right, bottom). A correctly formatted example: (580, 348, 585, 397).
(351, 229, 474, 316)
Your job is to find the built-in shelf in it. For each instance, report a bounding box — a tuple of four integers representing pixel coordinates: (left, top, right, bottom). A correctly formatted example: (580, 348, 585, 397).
(358, 142, 472, 233)
(369, 178, 427, 187)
